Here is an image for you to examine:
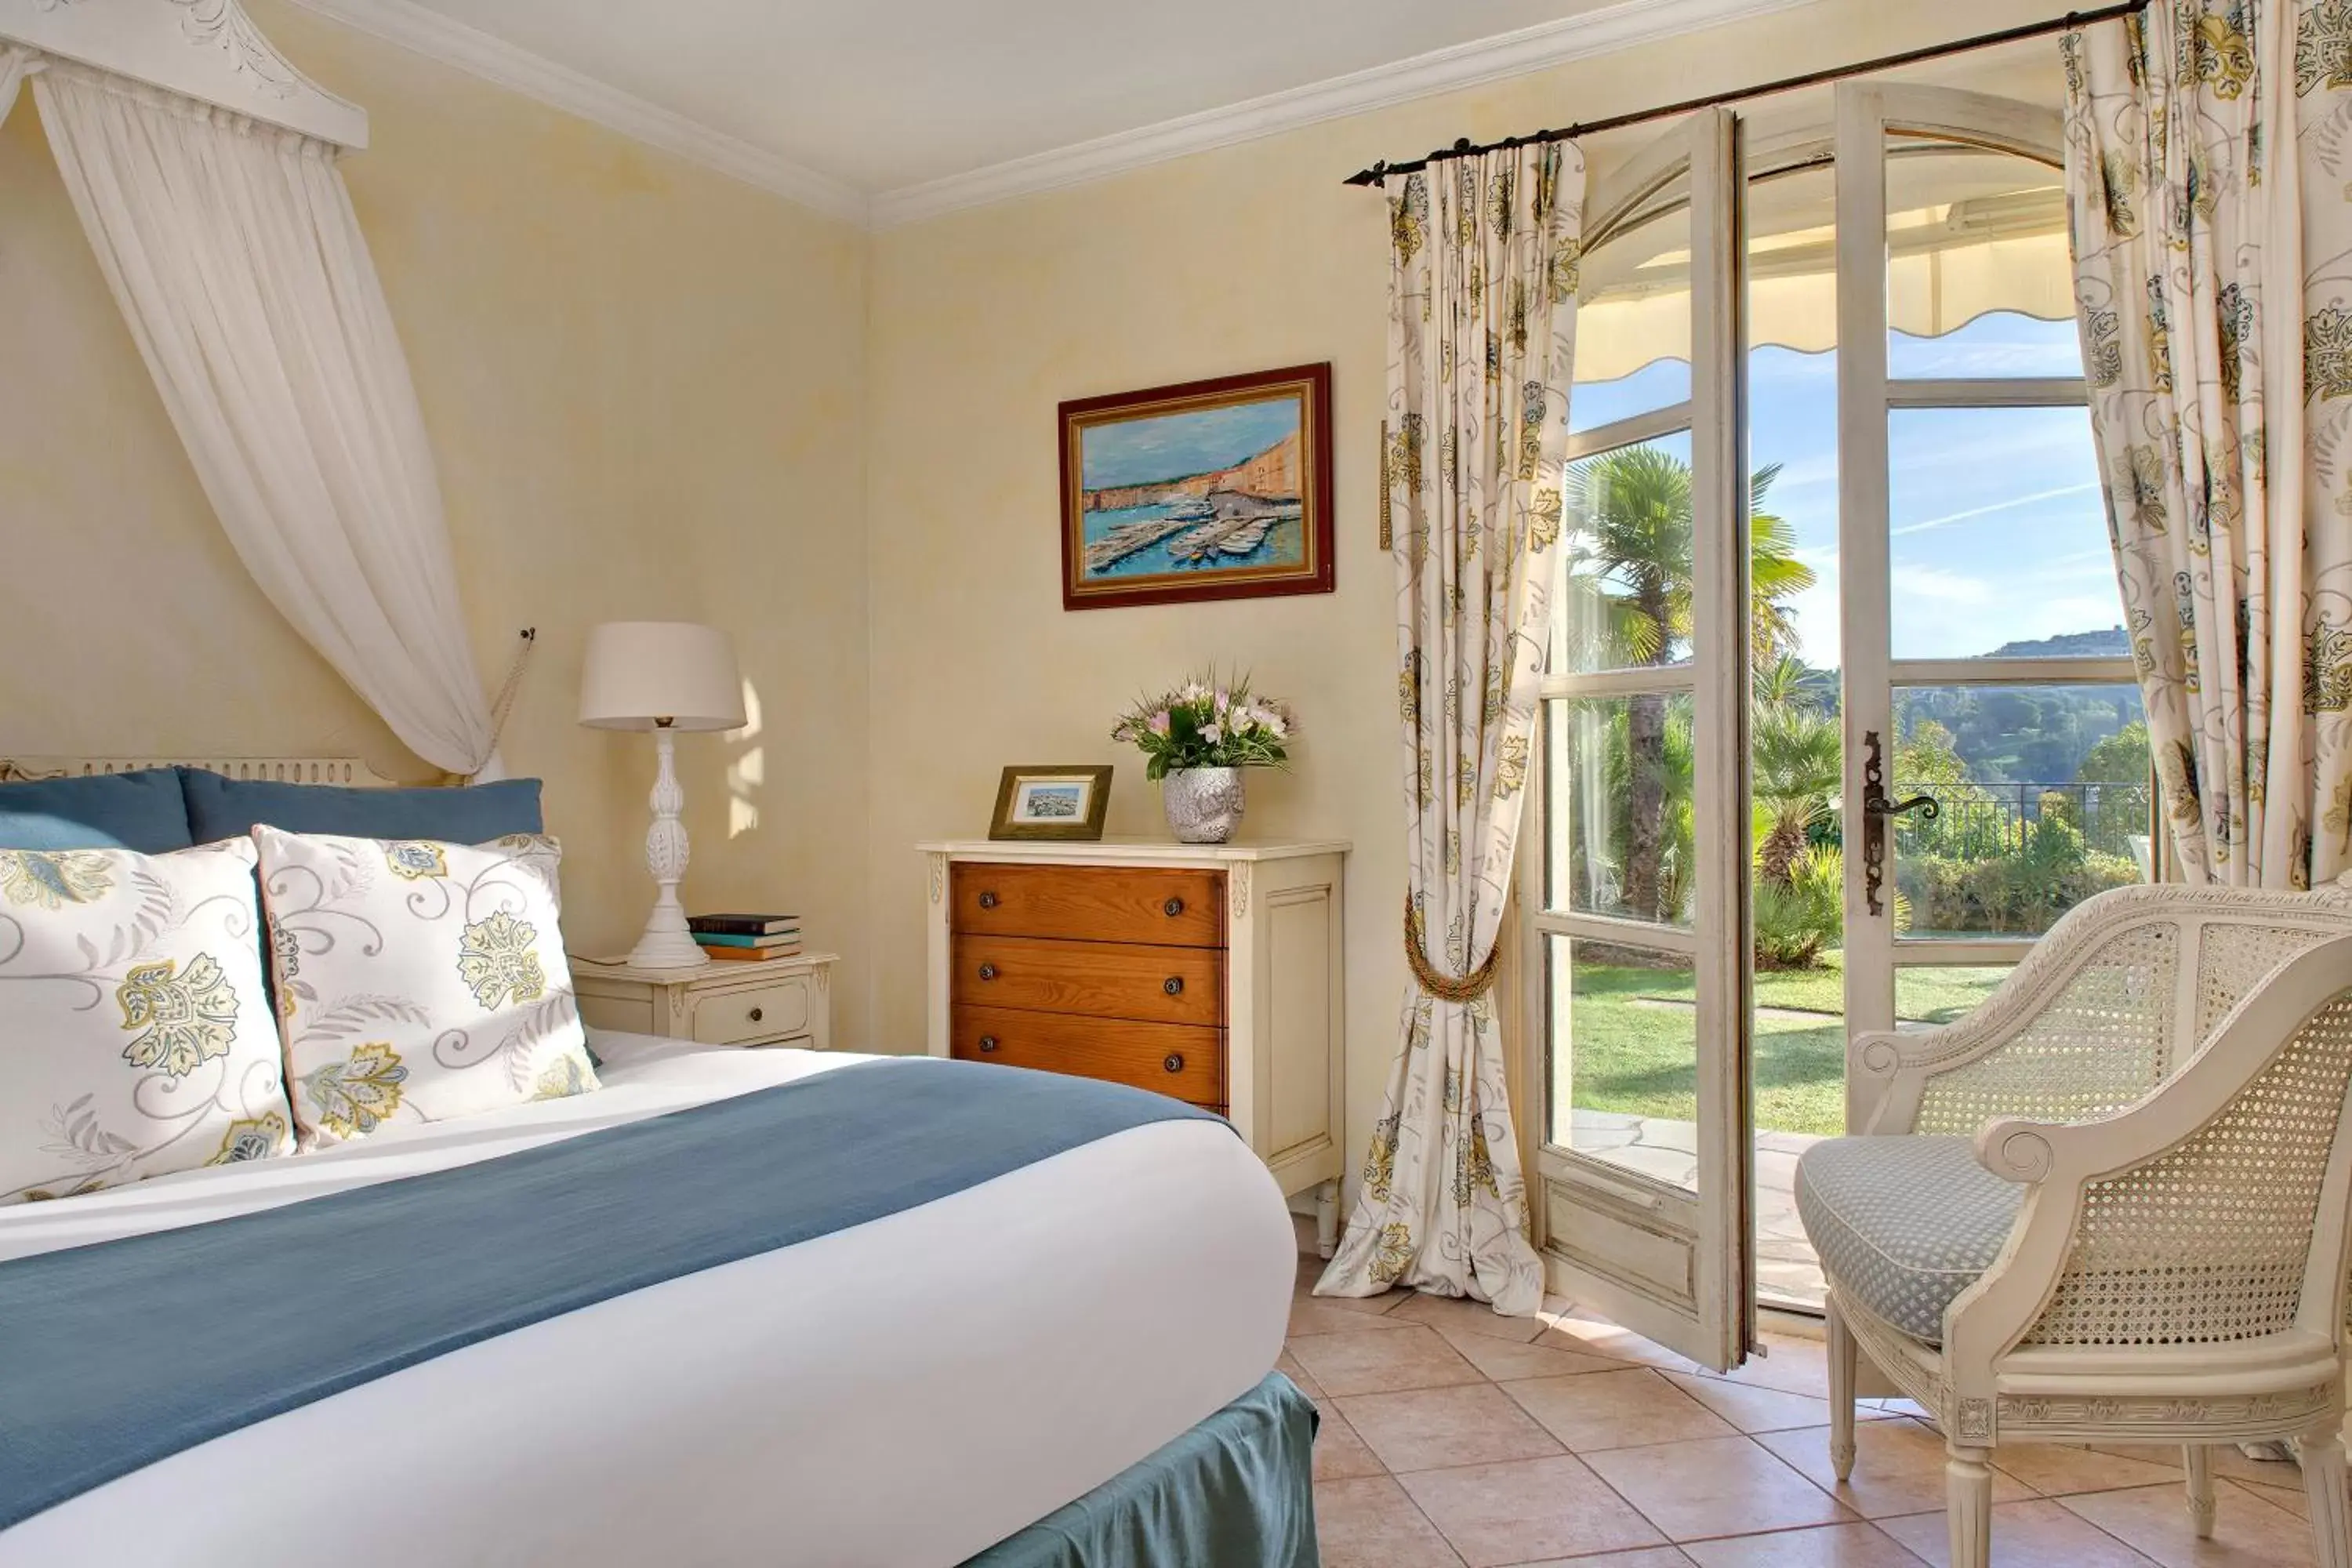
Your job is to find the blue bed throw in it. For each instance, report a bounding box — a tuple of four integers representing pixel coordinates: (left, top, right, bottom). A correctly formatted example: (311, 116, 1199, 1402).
(0, 1058, 1220, 1532)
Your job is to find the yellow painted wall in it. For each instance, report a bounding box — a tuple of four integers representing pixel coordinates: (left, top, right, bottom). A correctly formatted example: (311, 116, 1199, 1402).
(0, 1, 873, 1044)
(864, 1, 2070, 1184)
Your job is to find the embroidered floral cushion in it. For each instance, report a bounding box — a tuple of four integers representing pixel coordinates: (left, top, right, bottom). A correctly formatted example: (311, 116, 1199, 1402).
(0, 838, 292, 1204)
(252, 827, 601, 1147)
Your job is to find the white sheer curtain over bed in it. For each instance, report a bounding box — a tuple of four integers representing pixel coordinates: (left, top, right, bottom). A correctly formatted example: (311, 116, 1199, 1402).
(0, 13, 501, 779)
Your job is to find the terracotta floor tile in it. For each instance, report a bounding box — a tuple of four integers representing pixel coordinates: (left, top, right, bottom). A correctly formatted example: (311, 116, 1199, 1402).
(1878, 1499, 2158, 1566)
(1386, 1290, 1550, 1344)
(1294, 1294, 1418, 1337)
(1756, 1423, 2034, 1520)
(1316, 1474, 1465, 1568)
(2225, 1475, 2310, 1521)
(1316, 1400, 1391, 1481)
(1663, 1371, 1894, 1436)
(1503, 1367, 1742, 1454)
(1694, 1335, 1833, 1399)
(1338, 1382, 1566, 1475)
(1399, 1454, 1668, 1566)
(1987, 1443, 2183, 1498)
(1290, 1325, 1486, 1396)
(1497, 1550, 1693, 1568)
(1534, 1308, 1705, 1372)
(1583, 1436, 1857, 1541)
(1276, 1350, 1324, 1399)
(1432, 1321, 1629, 1382)
(1679, 1520, 1925, 1566)
(2060, 1480, 2320, 1567)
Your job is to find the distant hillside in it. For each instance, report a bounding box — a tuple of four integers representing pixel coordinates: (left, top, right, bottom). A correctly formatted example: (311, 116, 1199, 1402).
(1984, 626, 2129, 659)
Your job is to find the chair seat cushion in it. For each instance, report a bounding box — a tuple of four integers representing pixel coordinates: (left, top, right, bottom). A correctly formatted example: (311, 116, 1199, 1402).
(1794, 1135, 2024, 1344)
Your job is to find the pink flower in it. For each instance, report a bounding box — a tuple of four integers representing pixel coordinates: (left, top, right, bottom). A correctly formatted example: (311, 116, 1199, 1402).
(1214, 688, 1231, 712)
(1149, 710, 1171, 736)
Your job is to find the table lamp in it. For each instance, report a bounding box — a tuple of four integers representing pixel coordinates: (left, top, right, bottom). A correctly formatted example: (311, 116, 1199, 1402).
(579, 621, 746, 968)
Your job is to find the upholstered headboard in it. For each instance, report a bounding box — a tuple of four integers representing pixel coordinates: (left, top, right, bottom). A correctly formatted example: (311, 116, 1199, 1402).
(0, 757, 403, 788)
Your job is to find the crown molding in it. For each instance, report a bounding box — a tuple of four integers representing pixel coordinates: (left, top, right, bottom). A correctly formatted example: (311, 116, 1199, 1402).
(286, 0, 1817, 230)
(869, 0, 1814, 227)
(282, 0, 869, 224)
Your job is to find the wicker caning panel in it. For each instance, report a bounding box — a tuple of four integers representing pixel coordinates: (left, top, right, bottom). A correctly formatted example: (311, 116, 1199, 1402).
(2026, 993, 2352, 1348)
(1914, 923, 2180, 1134)
(2194, 923, 2339, 1047)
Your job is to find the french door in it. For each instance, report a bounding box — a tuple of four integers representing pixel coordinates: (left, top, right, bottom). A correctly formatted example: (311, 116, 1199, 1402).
(1832, 82, 2143, 1133)
(1520, 107, 1755, 1370)
(1526, 80, 2140, 1361)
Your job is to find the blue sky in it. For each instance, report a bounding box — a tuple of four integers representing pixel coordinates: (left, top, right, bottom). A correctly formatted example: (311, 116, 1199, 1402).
(1571, 313, 2120, 666)
(1080, 398, 1299, 490)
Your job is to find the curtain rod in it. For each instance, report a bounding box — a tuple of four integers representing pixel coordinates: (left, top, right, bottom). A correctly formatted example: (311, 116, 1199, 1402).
(1340, 2, 2145, 187)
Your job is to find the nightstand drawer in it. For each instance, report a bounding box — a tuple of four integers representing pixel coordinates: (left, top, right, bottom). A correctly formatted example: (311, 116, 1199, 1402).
(690, 975, 812, 1045)
(953, 934, 1221, 1026)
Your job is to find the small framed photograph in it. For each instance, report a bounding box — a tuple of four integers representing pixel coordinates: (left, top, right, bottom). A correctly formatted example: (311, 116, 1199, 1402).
(989, 765, 1113, 841)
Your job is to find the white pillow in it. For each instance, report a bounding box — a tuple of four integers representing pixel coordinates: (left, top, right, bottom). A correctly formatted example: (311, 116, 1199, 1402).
(253, 827, 601, 1146)
(0, 838, 292, 1204)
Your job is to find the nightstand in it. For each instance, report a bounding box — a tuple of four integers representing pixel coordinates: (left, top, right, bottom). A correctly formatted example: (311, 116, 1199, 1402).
(573, 952, 836, 1050)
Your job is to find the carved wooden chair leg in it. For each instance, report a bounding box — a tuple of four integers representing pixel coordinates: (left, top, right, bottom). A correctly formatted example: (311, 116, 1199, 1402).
(2181, 1445, 2216, 1538)
(1945, 1442, 1994, 1568)
(1827, 1301, 1857, 1482)
(2301, 1424, 2351, 1568)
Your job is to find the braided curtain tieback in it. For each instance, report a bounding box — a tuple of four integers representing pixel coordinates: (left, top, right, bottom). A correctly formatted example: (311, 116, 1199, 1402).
(1403, 892, 1499, 1003)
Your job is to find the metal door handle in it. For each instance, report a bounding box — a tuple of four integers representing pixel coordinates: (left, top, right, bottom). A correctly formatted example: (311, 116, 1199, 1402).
(1163, 1053, 1185, 1074)
(748, 1007, 764, 1023)
(978, 963, 999, 981)
(978, 1035, 999, 1053)
(1163, 897, 1185, 917)
(1163, 976, 1184, 996)
(1859, 729, 1939, 916)
(978, 891, 999, 909)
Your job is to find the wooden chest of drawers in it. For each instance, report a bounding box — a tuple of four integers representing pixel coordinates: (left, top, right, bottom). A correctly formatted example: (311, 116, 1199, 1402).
(922, 838, 1348, 1253)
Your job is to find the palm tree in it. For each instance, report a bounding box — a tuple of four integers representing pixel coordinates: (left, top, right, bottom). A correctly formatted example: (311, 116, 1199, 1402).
(1751, 697, 1842, 888)
(1565, 447, 1816, 921)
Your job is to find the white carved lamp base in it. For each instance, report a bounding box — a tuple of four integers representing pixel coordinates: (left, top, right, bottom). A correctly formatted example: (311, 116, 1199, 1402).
(628, 725, 708, 969)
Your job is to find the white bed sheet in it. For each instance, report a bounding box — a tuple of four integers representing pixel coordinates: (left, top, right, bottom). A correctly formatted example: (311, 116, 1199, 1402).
(0, 1033, 1296, 1568)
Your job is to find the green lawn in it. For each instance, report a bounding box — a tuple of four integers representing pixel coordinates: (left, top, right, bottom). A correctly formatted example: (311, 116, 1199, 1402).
(1562, 953, 2007, 1138)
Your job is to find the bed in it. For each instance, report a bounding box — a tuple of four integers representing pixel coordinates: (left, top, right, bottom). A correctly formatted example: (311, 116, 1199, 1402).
(0, 1031, 1310, 1567)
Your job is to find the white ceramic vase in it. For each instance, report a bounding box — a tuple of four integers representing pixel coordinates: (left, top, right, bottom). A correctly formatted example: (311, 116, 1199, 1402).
(1163, 766, 1245, 844)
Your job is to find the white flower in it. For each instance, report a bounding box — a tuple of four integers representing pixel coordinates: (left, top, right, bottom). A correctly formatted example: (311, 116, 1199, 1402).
(1203, 723, 1224, 744)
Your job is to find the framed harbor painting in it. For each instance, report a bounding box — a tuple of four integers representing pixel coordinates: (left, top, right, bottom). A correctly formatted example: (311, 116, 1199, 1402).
(1059, 362, 1334, 611)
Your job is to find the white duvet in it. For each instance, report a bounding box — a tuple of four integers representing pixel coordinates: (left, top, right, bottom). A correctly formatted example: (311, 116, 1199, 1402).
(0, 1033, 1296, 1567)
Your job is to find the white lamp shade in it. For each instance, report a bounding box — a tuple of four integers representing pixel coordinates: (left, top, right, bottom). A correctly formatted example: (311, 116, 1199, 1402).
(578, 622, 746, 732)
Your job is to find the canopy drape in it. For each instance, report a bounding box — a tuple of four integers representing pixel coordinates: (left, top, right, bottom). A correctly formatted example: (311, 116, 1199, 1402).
(4, 46, 500, 779)
(2062, 2, 2351, 887)
(1316, 144, 1584, 1316)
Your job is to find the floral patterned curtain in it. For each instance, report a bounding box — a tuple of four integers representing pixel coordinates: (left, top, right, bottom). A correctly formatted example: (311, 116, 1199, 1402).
(1316, 144, 1583, 1315)
(2063, 1, 2352, 887)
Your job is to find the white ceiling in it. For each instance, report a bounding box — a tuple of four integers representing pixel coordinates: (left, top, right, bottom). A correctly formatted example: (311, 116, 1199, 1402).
(307, 0, 1772, 219)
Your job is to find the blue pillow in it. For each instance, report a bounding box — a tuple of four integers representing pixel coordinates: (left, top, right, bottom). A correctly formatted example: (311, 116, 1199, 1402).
(180, 771, 544, 844)
(0, 767, 195, 851)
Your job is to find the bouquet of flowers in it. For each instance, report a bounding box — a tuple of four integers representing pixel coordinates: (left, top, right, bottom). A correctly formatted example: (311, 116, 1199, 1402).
(1111, 673, 1298, 781)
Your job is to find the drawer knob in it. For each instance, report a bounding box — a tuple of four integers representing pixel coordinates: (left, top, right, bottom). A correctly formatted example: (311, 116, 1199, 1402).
(1163, 896, 1185, 917)
(748, 1007, 764, 1023)
(978, 963, 999, 982)
(1163, 976, 1184, 996)
(978, 891, 1000, 909)
(978, 1035, 1000, 1053)
(1163, 1052, 1185, 1074)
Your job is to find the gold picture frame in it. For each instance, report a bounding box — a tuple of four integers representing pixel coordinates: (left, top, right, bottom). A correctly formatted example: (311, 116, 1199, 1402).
(989, 765, 1113, 841)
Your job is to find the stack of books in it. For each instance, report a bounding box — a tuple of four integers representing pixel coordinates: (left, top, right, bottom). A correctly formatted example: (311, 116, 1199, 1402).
(688, 913, 801, 962)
